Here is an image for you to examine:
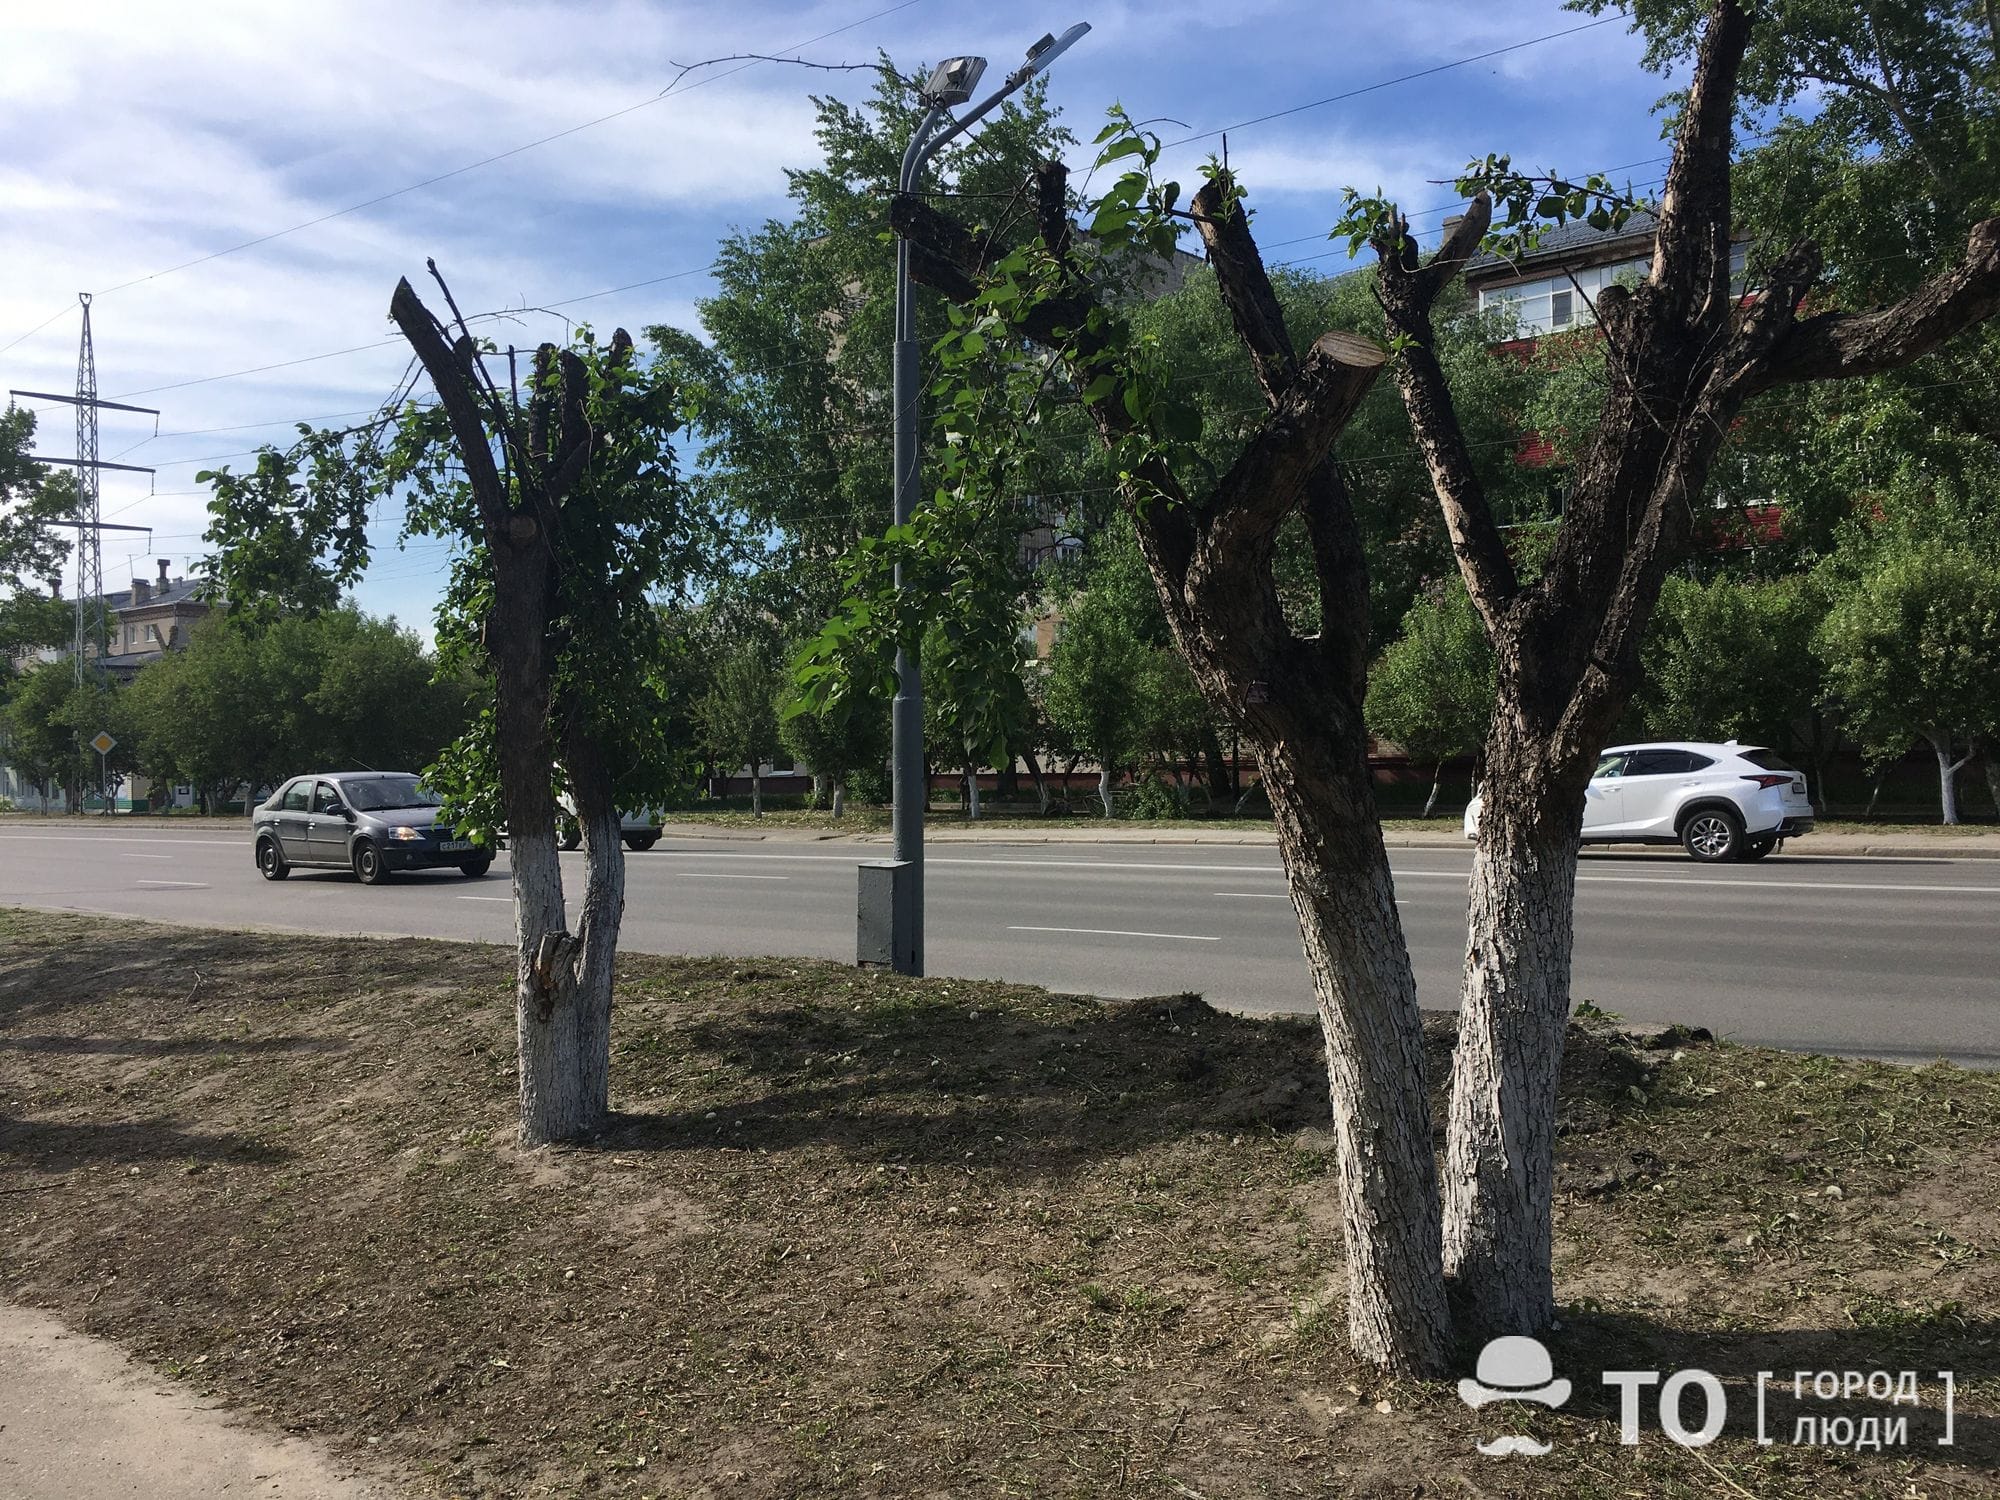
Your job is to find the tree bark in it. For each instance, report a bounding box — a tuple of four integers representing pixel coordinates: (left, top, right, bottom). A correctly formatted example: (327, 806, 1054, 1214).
(1984, 749, 2000, 820)
(751, 765, 762, 817)
(831, 775, 846, 820)
(1423, 760, 1443, 820)
(1256, 722, 1452, 1372)
(1097, 763, 1114, 818)
(966, 766, 982, 821)
(1441, 723, 1584, 1337)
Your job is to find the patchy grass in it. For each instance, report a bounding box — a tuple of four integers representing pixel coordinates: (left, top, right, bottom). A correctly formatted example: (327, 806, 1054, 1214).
(1, 907, 1994, 1498)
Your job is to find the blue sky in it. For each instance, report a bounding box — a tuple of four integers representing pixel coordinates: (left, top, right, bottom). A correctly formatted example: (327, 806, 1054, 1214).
(1, 0, 1687, 636)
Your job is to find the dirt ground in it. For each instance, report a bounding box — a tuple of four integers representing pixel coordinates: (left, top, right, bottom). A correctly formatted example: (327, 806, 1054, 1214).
(1, 906, 1994, 1498)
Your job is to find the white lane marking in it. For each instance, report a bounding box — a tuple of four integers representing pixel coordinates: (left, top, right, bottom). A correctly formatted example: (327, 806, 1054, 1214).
(678, 872, 789, 881)
(458, 896, 511, 903)
(648, 849, 2000, 892)
(1009, 925, 1219, 942)
(120, 853, 175, 860)
(1387, 870, 2000, 897)
(1215, 891, 1288, 899)
(0, 834, 243, 847)
(135, 879, 209, 888)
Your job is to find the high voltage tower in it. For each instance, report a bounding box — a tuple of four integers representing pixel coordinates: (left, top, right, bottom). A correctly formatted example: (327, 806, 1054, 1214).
(10, 293, 159, 682)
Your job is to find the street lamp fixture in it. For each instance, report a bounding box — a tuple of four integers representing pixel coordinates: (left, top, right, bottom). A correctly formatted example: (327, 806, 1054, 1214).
(860, 21, 1091, 976)
(922, 56, 987, 107)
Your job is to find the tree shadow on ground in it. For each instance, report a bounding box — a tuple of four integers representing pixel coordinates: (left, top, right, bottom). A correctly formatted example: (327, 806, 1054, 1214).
(596, 992, 1657, 1181)
(0, 1114, 290, 1171)
(1541, 1310, 1998, 1467)
(0, 1034, 346, 1057)
(598, 990, 1333, 1173)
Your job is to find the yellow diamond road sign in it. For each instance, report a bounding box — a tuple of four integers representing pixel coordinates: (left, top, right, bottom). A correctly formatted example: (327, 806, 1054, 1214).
(90, 731, 116, 755)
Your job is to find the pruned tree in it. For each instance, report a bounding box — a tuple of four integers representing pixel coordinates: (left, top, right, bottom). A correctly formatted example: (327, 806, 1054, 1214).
(205, 269, 707, 1146)
(1343, 0, 2000, 1334)
(881, 122, 1450, 1372)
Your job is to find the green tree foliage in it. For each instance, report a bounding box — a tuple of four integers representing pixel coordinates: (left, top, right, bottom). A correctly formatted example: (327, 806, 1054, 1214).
(0, 659, 134, 806)
(123, 608, 473, 811)
(652, 62, 1072, 625)
(1814, 538, 2000, 823)
(1040, 591, 1148, 818)
(779, 667, 887, 818)
(1365, 579, 1495, 816)
(0, 405, 74, 594)
(698, 643, 782, 816)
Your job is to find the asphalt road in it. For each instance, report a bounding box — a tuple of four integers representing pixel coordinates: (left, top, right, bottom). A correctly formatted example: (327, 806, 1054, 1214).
(3, 826, 1997, 1066)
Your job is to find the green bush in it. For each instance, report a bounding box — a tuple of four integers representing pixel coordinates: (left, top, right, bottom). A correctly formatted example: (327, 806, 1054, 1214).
(1121, 774, 1188, 820)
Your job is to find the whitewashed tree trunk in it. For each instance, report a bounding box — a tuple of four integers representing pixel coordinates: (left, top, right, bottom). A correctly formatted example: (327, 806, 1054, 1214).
(1423, 761, 1443, 819)
(967, 766, 981, 820)
(1097, 764, 1114, 818)
(1931, 736, 1972, 825)
(812, 771, 829, 809)
(1257, 742, 1452, 1374)
(1442, 793, 1580, 1338)
(751, 766, 762, 818)
(830, 775, 846, 819)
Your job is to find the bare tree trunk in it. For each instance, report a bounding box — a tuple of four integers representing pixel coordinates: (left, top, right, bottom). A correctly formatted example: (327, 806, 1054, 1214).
(1097, 763, 1114, 818)
(966, 765, 981, 821)
(831, 775, 846, 820)
(1865, 767, 1887, 819)
(1984, 748, 2000, 820)
(751, 766, 762, 818)
(1423, 760, 1443, 819)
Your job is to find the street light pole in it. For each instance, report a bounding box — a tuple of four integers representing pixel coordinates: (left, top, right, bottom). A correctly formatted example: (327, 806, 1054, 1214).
(869, 24, 1090, 977)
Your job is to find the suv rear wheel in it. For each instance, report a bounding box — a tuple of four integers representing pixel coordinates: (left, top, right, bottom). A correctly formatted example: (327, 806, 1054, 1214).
(623, 832, 660, 852)
(1681, 807, 1744, 862)
(1742, 834, 1779, 861)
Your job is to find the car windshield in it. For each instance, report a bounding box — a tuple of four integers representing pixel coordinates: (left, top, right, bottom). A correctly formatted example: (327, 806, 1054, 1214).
(343, 777, 439, 812)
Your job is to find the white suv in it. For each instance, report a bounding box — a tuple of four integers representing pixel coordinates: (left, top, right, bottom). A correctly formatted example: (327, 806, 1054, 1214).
(1463, 741, 1814, 861)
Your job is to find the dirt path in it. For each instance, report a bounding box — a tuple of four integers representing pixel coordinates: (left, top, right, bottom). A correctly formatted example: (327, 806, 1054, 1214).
(0, 1300, 397, 1500)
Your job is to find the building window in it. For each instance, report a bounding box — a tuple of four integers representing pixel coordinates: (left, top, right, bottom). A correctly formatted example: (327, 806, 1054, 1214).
(1550, 289, 1574, 328)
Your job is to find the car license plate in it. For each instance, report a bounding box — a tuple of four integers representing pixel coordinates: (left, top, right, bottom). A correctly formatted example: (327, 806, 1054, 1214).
(440, 839, 472, 852)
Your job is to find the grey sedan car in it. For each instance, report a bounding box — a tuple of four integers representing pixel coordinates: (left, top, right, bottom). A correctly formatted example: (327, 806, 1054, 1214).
(252, 772, 492, 884)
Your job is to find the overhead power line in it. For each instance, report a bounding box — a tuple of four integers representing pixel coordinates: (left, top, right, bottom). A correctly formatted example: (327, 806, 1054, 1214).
(78, 0, 935, 304)
(1158, 15, 1626, 151)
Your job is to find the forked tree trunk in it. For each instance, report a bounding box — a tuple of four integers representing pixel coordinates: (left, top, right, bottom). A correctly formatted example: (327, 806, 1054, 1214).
(1931, 736, 1972, 825)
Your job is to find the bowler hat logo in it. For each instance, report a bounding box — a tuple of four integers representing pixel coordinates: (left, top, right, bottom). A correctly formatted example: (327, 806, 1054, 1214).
(1459, 1336, 1569, 1457)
